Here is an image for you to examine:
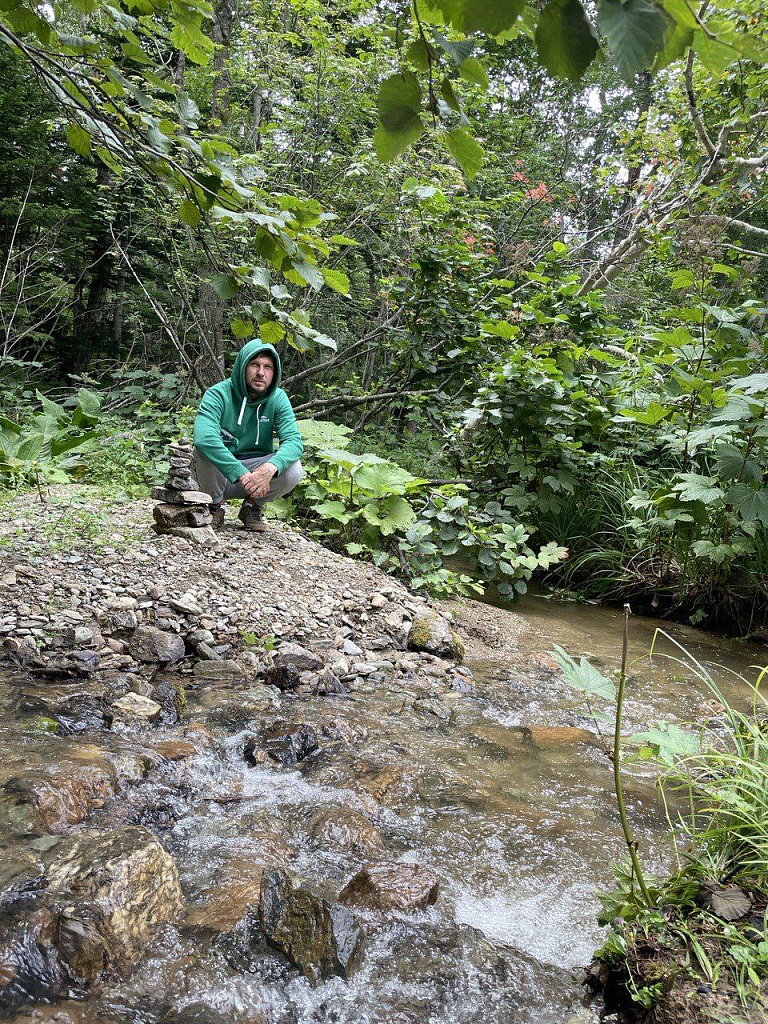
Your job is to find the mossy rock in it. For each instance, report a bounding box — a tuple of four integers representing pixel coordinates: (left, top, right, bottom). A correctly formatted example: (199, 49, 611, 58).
(407, 613, 465, 662)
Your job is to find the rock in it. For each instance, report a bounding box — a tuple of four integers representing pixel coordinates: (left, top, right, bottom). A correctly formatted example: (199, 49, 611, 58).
(309, 807, 383, 854)
(185, 865, 265, 935)
(192, 660, 244, 681)
(407, 613, 465, 662)
(112, 693, 163, 722)
(150, 487, 212, 505)
(152, 740, 196, 761)
(168, 594, 203, 616)
(338, 862, 439, 913)
(165, 526, 220, 547)
(45, 826, 183, 973)
(244, 723, 319, 767)
(187, 628, 215, 648)
(313, 668, 347, 696)
(263, 663, 301, 691)
(277, 642, 323, 671)
(150, 677, 187, 723)
(370, 593, 388, 609)
(2, 756, 117, 833)
(65, 626, 94, 646)
(341, 639, 363, 657)
(160, 1004, 232, 1024)
(258, 868, 365, 984)
(129, 626, 185, 665)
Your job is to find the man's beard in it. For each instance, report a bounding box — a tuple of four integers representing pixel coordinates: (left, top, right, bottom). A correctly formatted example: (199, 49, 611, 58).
(247, 382, 267, 398)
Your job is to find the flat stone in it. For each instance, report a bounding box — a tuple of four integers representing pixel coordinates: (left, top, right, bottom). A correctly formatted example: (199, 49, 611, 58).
(153, 740, 197, 761)
(338, 862, 439, 913)
(193, 659, 244, 680)
(309, 807, 383, 854)
(112, 693, 163, 722)
(370, 593, 388, 609)
(169, 594, 203, 616)
(150, 487, 212, 504)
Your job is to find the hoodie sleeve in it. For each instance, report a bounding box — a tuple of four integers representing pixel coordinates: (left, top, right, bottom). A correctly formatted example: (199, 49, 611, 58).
(269, 390, 304, 473)
(193, 387, 250, 483)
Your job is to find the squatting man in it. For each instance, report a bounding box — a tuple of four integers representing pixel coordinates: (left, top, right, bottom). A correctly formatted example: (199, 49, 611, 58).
(192, 340, 304, 533)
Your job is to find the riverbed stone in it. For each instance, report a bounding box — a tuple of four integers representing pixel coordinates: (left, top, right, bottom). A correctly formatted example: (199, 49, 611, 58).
(258, 868, 365, 984)
(166, 526, 219, 547)
(309, 807, 383, 854)
(407, 613, 465, 662)
(112, 693, 163, 723)
(192, 659, 244, 681)
(129, 626, 185, 664)
(276, 642, 323, 671)
(45, 826, 183, 973)
(338, 862, 439, 913)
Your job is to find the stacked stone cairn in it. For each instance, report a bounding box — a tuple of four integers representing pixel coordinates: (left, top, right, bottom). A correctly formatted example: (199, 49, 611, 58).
(150, 441, 219, 546)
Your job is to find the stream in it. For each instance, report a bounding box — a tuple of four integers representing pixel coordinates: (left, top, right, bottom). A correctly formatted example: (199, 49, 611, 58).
(1, 592, 767, 1024)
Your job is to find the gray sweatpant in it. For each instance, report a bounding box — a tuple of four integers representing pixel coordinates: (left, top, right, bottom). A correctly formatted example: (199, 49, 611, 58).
(192, 450, 304, 507)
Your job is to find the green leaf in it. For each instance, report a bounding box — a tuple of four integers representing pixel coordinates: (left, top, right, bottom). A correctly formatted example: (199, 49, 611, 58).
(659, 0, 698, 30)
(631, 723, 699, 765)
(15, 433, 45, 463)
(231, 318, 255, 340)
(361, 496, 417, 535)
(652, 19, 693, 71)
(432, 29, 475, 65)
(481, 319, 519, 340)
(374, 121, 424, 161)
(445, 127, 483, 179)
(66, 122, 92, 158)
(535, 0, 599, 82)
(458, 0, 525, 36)
(211, 273, 240, 301)
(597, 0, 669, 81)
(673, 473, 724, 505)
(330, 234, 360, 247)
(725, 485, 768, 526)
(440, 77, 463, 113)
(693, 29, 740, 78)
(259, 321, 286, 345)
(71, 388, 102, 427)
(179, 199, 201, 227)
(619, 401, 671, 426)
(378, 70, 422, 131)
(406, 36, 435, 70)
(296, 418, 353, 449)
(170, 22, 212, 65)
(321, 268, 350, 296)
(551, 644, 616, 702)
(177, 92, 200, 126)
(458, 57, 489, 89)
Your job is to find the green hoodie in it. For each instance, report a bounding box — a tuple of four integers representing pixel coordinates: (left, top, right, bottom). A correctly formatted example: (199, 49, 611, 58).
(193, 341, 303, 483)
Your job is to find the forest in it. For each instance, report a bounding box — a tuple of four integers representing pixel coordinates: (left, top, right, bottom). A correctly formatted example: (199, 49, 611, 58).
(1, 2, 768, 1020)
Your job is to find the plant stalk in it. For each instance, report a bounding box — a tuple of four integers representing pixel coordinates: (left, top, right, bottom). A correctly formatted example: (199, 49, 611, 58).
(614, 603, 653, 906)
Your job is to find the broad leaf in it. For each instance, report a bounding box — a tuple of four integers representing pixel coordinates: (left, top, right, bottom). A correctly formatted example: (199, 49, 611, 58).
(536, 0, 599, 82)
(458, 57, 489, 89)
(597, 0, 669, 81)
(445, 128, 483, 179)
(630, 723, 700, 765)
(551, 644, 616, 702)
(321, 268, 350, 295)
(66, 121, 92, 157)
(457, 0, 525, 36)
(297, 419, 353, 449)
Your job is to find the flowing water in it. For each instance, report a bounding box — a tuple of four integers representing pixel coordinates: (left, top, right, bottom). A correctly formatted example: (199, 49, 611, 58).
(1, 595, 767, 1024)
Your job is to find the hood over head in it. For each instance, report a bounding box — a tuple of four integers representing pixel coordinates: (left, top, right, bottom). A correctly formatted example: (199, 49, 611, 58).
(230, 340, 282, 405)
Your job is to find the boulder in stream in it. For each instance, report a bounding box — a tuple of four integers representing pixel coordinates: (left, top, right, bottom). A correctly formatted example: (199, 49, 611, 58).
(258, 868, 365, 984)
(338, 862, 439, 913)
(406, 613, 465, 662)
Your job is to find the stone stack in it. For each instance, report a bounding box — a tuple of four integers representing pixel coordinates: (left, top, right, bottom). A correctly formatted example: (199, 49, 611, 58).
(150, 441, 219, 546)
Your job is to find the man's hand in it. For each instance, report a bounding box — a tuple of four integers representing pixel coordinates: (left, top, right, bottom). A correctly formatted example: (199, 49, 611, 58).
(239, 462, 277, 500)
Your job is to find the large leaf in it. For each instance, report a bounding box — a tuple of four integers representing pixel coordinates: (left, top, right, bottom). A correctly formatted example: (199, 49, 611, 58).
(456, 0, 525, 36)
(361, 496, 417, 535)
(672, 473, 725, 505)
(297, 419, 353, 449)
(693, 30, 739, 79)
(354, 461, 421, 497)
(631, 723, 700, 765)
(445, 128, 483, 179)
(374, 71, 424, 162)
(597, 0, 669, 81)
(72, 388, 102, 426)
(551, 644, 616, 702)
(535, 0, 599, 82)
(726, 484, 768, 527)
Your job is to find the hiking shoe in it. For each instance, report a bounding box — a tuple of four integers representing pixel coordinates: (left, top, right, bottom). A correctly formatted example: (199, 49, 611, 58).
(238, 500, 266, 533)
(209, 504, 226, 530)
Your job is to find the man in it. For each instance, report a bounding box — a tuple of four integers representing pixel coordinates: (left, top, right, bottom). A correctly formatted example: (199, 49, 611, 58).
(192, 340, 304, 532)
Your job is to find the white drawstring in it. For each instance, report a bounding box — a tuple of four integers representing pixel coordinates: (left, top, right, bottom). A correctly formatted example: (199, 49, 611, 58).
(237, 396, 247, 425)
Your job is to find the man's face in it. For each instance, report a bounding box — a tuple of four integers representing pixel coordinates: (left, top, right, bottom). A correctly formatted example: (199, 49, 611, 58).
(245, 354, 275, 398)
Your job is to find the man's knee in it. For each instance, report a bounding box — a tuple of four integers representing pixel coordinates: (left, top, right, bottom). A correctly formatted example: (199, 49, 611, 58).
(278, 459, 304, 494)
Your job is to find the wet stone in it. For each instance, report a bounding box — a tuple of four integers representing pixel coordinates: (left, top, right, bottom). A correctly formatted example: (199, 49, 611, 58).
(309, 807, 383, 855)
(244, 722, 319, 767)
(276, 642, 323, 672)
(257, 868, 365, 985)
(112, 693, 163, 723)
(338, 862, 440, 913)
(263, 663, 301, 692)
